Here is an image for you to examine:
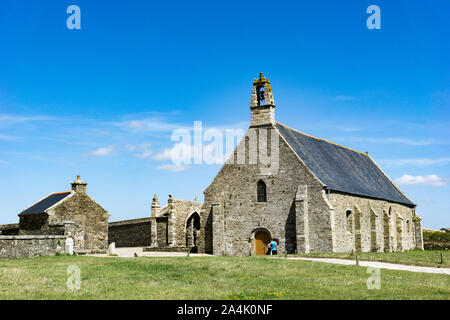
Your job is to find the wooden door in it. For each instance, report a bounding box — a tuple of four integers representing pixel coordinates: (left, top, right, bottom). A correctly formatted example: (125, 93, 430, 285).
(254, 231, 270, 255)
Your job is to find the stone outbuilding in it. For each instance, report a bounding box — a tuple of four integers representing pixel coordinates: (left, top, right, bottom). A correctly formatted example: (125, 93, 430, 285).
(16, 175, 109, 253)
(196, 73, 423, 256)
(108, 194, 202, 253)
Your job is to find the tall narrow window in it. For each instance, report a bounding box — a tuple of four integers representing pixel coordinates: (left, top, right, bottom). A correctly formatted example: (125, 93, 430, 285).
(257, 180, 267, 202)
(346, 210, 353, 233)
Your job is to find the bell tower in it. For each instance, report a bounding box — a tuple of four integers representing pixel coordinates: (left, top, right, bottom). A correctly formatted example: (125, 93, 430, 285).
(250, 73, 275, 127)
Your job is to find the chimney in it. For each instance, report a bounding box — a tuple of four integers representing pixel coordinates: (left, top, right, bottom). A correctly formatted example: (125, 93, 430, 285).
(71, 175, 87, 194)
(250, 72, 275, 128)
(151, 193, 160, 217)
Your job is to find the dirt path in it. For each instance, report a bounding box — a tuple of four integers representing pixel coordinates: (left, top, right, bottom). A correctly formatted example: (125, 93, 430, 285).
(288, 257, 450, 275)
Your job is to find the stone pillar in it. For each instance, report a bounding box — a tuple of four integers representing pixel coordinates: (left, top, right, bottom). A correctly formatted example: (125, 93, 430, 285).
(383, 209, 391, 252)
(354, 205, 362, 252)
(150, 193, 160, 247)
(413, 216, 424, 250)
(294, 185, 310, 254)
(151, 193, 160, 217)
(211, 203, 223, 255)
(167, 194, 174, 246)
(369, 207, 378, 252)
(150, 217, 158, 247)
(396, 214, 404, 252)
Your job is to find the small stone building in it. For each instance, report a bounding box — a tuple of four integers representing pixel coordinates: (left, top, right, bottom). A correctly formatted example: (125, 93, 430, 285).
(108, 194, 202, 252)
(196, 73, 424, 256)
(15, 176, 109, 253)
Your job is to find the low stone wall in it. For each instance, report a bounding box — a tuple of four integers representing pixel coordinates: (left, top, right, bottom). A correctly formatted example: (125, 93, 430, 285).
(0, 223, 20, 235)
(423, 231, 450, 250)
(0, 235, 67, 259)
(108, 218, 152, 247)
(143, 246, 190, 253)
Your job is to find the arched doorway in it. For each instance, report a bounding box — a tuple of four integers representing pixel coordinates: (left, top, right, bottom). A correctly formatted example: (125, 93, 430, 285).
(254, 230, 271, 255)
(186, 212, 200, 253)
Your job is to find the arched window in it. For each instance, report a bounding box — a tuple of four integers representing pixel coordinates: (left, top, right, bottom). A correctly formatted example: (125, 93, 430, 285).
(346, 210, 353, 233)
(257, 180, 267, 202)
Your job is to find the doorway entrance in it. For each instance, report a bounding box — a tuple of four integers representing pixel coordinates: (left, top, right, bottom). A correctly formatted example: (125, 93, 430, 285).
(254, 230, 271, 255)
(186, 212, 200, 253)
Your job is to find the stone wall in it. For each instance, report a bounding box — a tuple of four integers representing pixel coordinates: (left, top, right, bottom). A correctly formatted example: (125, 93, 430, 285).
(0, 235, 66, 259)
(166, 199, 202, 248)
(108, 218, 152, 247)
(328, 192, 420, 252)
(198, 125, 421, 256)
(19, 213, 49, 235)
(156, 216, 168, 247)
(200, 127, 333, 256)
(47, 192, 109, 253)
(0, 223, 19, 235)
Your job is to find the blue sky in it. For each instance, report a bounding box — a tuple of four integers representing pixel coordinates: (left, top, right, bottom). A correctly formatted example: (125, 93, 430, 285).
(0, 1, 448, 228)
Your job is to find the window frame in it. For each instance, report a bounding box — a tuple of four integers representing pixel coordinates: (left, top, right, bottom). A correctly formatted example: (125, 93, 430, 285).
(256, 180, 267, 203)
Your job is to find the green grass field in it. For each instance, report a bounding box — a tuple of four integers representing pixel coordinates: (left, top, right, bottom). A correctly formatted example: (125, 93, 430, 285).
(0, 254, 449, 300)
(294, 249, 450, 268)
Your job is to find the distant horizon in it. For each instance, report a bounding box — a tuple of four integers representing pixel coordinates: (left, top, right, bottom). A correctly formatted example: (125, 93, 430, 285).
(0, 1, 449, 229)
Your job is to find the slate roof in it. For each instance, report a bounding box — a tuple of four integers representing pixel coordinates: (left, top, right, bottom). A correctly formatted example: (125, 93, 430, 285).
(20, 192, 72, 215)
(276, 122, 415, 206)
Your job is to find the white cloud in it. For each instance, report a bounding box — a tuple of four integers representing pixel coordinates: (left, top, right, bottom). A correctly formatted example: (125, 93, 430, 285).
(156, 164, 190, 172)
(395, 174, 448, 186)
(153, 143, 190, 162)
(121, 118, 186, 133)
(0, 114, 56, 127)
(134, 143, 152, 159)
(88, 145, 115, 157)
(381, 158, 450, 167)
(124, 144, 136, 152)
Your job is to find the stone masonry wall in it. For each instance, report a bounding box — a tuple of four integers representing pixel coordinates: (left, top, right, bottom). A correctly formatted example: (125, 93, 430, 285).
(47, 193, 109, 253)
(328, 192, 418, 252)
(19, 213, 49, 235)
(0, 223, 19, 235)
(0, 235, 66, 259)
(108, 218, 151, 247)
(167, 200, 202, 248)
(199, 126, 333, 256)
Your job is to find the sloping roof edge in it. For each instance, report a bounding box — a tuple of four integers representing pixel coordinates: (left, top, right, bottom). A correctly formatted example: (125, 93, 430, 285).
(366, 154, 416, 207)
(276, 122, 416, 207)
(19, 191, 73, 215)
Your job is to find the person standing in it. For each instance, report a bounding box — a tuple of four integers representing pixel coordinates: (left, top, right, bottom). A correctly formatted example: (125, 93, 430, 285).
(270, 239, 278, 255)
(266, 241, 272, 255)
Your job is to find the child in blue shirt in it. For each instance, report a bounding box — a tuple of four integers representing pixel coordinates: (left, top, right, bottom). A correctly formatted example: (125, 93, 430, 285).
(270, 239, 278, 255)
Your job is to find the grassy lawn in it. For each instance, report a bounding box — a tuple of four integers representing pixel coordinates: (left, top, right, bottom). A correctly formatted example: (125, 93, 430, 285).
(0, 255, 449, 299)
(293, 250, 450, 268)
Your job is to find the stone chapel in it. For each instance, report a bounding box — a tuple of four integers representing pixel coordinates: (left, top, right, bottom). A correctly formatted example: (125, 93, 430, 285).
(196, 73, 423, 256)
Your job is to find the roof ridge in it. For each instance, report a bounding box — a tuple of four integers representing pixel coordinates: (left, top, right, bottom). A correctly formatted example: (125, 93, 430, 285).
(276, 121, 367, 156)
(52, 191, 72, 195)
